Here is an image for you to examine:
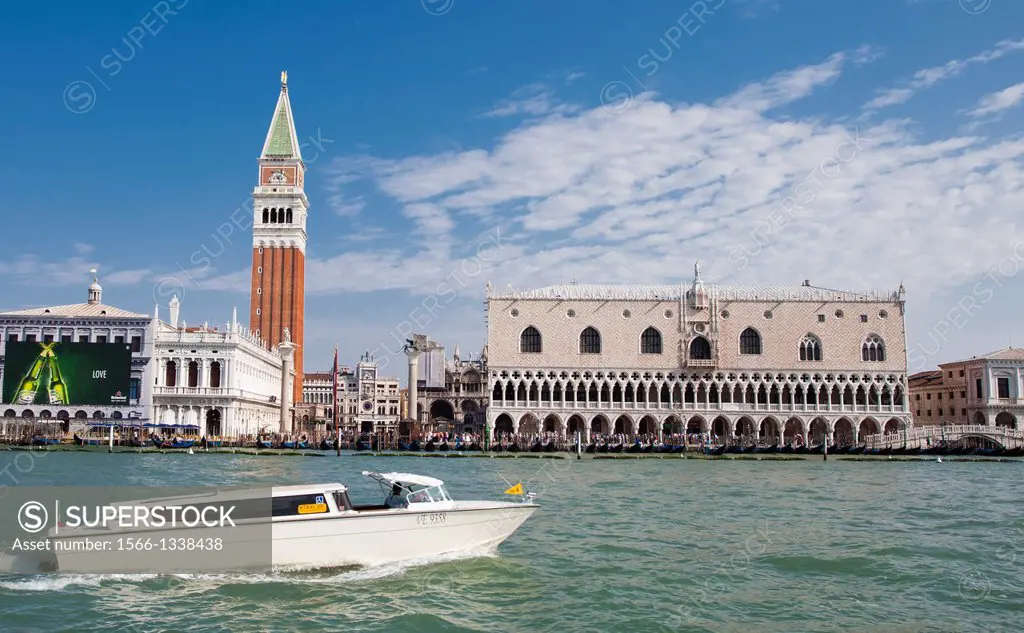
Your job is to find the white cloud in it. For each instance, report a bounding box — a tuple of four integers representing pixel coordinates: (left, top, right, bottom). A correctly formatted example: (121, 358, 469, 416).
(481, 83, 579, 118)
(328, 193, 366, 217)
(716, 52, 847, 112)
(865, 38, 1024, 109)
(565, 72, 586, 85)
(967, 82, 1024, 118)
(104, 268, 152, 285)
(73, 242, 94, 255)
(300, 49, 1024, 312)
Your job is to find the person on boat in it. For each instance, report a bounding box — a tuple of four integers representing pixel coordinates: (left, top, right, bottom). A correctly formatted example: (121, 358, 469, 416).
(385, 483, 407, 508)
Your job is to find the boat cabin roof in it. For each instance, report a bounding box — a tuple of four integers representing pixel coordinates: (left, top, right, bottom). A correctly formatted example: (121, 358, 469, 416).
(272, 483, 347, 496)
(362, 471, 444, 488)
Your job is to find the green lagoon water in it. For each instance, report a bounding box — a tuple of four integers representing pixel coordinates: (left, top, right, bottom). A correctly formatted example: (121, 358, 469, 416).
(0, 451, 1021, 632)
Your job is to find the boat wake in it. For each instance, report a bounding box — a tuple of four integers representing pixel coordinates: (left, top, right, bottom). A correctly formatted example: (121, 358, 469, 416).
(0, 546, 498, 592)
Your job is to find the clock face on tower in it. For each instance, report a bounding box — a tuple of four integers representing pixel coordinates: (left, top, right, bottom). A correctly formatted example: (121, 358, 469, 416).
(362, 400, 373, 412)
(361, 370, 373, 380)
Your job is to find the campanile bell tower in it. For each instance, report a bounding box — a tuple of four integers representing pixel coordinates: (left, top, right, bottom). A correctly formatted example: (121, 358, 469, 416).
(250, 71, 306, 402)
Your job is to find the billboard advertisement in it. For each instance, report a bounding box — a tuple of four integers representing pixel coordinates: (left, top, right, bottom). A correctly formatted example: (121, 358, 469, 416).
(2, 341, 132, 406)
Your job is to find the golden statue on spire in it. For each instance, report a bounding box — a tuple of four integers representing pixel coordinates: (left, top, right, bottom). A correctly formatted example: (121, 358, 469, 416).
(281, 70, 287, 86)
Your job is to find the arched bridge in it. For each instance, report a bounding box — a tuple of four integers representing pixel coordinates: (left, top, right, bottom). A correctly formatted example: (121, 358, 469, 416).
(863, 425, 1024, 450)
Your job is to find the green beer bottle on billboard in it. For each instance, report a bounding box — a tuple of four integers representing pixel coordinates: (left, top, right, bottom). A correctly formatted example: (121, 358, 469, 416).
(47, 348, 70, 405)
(14, 343, 54, 404)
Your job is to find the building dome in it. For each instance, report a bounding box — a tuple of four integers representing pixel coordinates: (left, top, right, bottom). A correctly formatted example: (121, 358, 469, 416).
(87, 269, 102, 305)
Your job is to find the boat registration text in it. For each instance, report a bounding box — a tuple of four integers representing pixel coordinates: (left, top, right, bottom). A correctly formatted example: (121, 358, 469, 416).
(416, 513, 447, 526)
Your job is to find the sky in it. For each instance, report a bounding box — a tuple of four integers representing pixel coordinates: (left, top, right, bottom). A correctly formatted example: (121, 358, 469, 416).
(3, 0, 1024, 381)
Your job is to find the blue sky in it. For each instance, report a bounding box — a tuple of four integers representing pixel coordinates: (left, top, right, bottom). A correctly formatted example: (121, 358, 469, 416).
(3, 0, 1024, 379)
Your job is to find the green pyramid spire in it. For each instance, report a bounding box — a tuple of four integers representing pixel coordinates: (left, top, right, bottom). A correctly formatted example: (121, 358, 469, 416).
(266, 103, 294, 156)
(260, 72, 302, 160)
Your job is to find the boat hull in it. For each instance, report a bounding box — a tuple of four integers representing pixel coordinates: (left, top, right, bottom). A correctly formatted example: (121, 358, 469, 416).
(48, 502, 538, 573)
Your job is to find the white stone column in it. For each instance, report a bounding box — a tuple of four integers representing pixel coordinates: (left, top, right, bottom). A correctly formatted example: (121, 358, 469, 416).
(405, 348, 422, 423)
(279, 342, 297, 435)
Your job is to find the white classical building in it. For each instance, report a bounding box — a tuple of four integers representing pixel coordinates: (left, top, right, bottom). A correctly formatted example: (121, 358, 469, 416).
(151, 296, 289, 437)
(485, 264, 912, 445)
(301, 352, 401, 434)
(909, 347, 1024, 429)
(0, 274, 155, 431)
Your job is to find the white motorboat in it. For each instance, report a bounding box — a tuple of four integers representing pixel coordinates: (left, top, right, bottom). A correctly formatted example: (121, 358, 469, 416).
(41, 471, 538, 573)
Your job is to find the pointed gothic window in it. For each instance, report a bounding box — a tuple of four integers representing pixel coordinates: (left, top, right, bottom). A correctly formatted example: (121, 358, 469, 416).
(739, 328, 762, 355)
(799, 334, 822, 361)
(286, 208, 293, 223)
(641, 327, 663, 354)
(262, 208, 269, 223)
(689, 336, 711, 359)
(861, 335, 886, 362)
(579, 327, 601, 354)
(520, 327, 542, 353)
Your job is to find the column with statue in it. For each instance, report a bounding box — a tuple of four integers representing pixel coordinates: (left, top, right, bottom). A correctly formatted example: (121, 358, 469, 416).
(278, 327, 298, 436)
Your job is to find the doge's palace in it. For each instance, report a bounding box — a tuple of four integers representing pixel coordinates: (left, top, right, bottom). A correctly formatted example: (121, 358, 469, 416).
(485, 264, 912, 445)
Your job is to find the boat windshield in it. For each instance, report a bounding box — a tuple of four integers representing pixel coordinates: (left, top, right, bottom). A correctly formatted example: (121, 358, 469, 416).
(386, 482, 451, 505)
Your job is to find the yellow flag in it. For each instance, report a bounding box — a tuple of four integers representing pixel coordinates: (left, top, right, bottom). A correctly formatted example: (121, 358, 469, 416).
(504, 483, 523, 495)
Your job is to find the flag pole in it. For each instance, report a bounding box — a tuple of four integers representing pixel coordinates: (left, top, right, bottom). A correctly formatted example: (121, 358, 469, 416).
(333, 345, 341, 457)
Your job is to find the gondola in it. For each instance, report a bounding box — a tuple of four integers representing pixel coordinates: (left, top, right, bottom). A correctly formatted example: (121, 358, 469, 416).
(608, 443, 624, 453)
(754, 444, 778, 454)
(742, 444, 757, 454)
(529, 440, 543, 453)
(725, 444, 742, 454)
(596, 442, 609, 453)
(424, 440, 437, 452)
(73, 434, 104, 446)
(626, 442, 643, 454)
(543, 440, 556, 452)
(355, 439, 371, 451)
(586, 443, 597, 454)
(255, 439, 274, 449)
(151, 437, 196, 449)
(31, 437, 62, 446)
(640, 443, 654, 454)
(706, 445, 725, 456)
(280, 440, 308, 449)
(468, 442, 482, 451)
(671, 444, 685, 453)
(438, 441, 450, 452)
(125, 437, 145, 447)
(409, 440, 421, 451)
(202, 438, 224, 448)
(319, 437, 337, 451)
(1003, 447, 1024, 457)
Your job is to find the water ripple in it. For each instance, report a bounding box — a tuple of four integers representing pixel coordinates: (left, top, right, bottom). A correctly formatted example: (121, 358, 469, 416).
(0, 454, 1022, 632)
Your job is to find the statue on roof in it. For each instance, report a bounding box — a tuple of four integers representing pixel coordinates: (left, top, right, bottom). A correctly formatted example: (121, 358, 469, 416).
(282, 327, 291, 343)
(281, 70, 287, 86)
